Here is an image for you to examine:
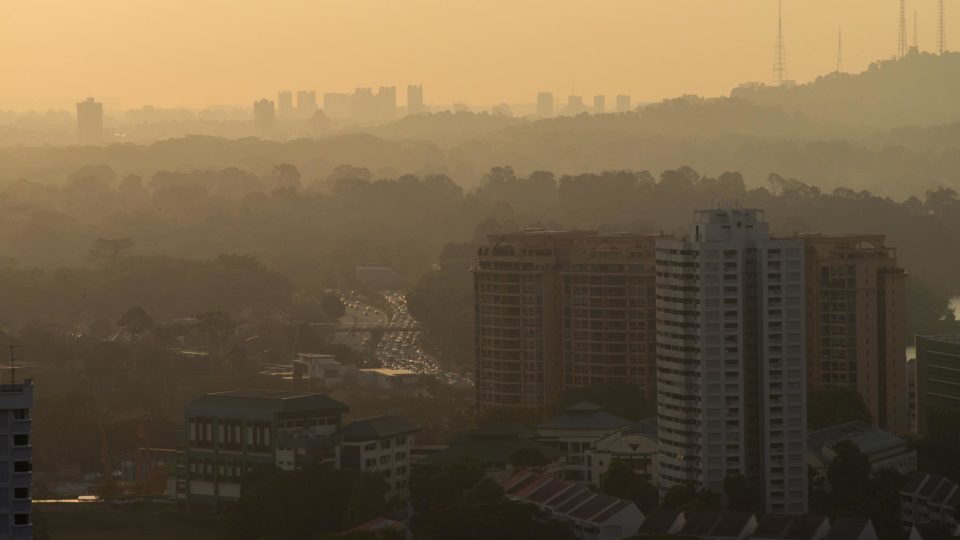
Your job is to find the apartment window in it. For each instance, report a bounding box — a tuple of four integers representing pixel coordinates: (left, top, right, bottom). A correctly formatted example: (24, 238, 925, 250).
(13, 514, 28, 526)
(13, 487, 29, 500)
(13, 461, 31, 473)
(13, 434, 28, 447)
(12, 409, 28, 420)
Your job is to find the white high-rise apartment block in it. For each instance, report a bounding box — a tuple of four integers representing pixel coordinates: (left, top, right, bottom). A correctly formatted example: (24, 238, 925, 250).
(655, 209, 808, 514)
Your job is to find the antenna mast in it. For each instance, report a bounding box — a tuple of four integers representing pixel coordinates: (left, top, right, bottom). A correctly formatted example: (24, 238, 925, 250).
(773, 0, 788, 85)
(837, 26, 845, 73)
(898, 0, 908, 59)
(913, 10, 919, 51)
(939, 0, 947, 54)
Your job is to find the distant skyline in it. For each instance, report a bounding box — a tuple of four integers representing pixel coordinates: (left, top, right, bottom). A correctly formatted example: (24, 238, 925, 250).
(0, 0, 957, 110)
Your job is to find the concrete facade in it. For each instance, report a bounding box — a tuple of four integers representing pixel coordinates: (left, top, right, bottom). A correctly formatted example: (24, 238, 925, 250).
(656, 209, 808, 514)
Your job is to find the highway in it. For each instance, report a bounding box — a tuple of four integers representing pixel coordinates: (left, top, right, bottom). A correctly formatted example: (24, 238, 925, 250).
(339, 291, 474, 387)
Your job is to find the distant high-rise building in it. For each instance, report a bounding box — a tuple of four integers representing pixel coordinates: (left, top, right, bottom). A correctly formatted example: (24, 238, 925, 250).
(375, 86, 397, 122)
(76, 97, 104, 144)
(296, 90, 318, 117)
(278, 91, 294, 117)
(564, 95, 587, 115)
(352, 87, 376, 123)
(323, 92, 352, 119)
(615, 95, 632, 113)
(491, 103, 513, 117)
(536, 92, 554, 117)
(799, 234, 909, 435)
(474, 231, 659, 412)
(407, 85, 424, 115)
(0, 379, 33, 538)
(593, 95, 605, 114)
(253, 99, 275, 137)
(656, 209, 808, 515)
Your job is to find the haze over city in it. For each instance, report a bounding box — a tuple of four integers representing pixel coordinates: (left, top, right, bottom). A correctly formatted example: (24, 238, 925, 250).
(4, 1, 960, 540)
(1, 0, 958, 109)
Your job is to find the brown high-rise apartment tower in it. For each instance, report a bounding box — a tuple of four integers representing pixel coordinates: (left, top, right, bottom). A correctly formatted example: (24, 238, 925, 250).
(474, 230, 658, 413)
(800, 234, 909, 435)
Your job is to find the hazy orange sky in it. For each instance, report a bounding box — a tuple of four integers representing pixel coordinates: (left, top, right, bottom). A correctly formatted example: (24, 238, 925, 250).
(1, 0, 956, 110)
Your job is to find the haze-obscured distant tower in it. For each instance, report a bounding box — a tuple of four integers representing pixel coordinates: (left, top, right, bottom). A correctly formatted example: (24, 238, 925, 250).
(912, 10, 920, 53)
(836, 27, 844, 73)
(76, 97, 104, 144)
(375, 86, 397, 122)
(898, 0, 908, 58)
(592, 95, 605, 114)
(536, 92, 554, 117)
(773, 0, 788, 86)
(278, 91, 294, 117)
(296, 91, 318, 117)
(615, 94, 632, 112)
(407, 85, 424, 115)
(253, 99, 275, 137)
(938, 0, 947, 54)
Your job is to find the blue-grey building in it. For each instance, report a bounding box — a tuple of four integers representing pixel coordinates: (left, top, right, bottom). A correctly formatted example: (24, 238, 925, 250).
(0, 379, 33, 540)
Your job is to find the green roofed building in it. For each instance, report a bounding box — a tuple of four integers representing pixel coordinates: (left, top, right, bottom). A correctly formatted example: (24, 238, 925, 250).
(183, 389, 349, 508)
(916, 335, 960, 435)
(421, 424, 566, 478)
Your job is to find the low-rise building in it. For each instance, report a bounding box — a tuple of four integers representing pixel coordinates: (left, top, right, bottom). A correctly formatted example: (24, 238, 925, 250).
(337, 416, 420, 497)
(183, 390, 349, 506)
(537, 402, 632, 483)
(900, 472, 960, 533)
(807, 421, 916, 479)
(502, 470, 645, 540)
(358, 368, 423, 392)
(292, 354, 354, 389)
(588, 419, 658, 485)
(422, 424, 565, 480)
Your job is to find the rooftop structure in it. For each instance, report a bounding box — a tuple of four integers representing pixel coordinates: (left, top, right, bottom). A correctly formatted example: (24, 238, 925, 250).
(751, 513, 831, 540)
(537, 402, 633, 483)
(901, 472, 960, 533)
(422, 424, 565, 475)
(678, 511, 758, 539)
(502, 470, 645, 540)
(807, 421, 916, 476)
(823, 516, 878, 540)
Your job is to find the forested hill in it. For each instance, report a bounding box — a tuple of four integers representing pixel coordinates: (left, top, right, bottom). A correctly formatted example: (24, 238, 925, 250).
(731, 51, 960, 128)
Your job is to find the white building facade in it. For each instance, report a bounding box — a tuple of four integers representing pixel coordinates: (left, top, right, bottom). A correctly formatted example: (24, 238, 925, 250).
(655, 209, 808, 514)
